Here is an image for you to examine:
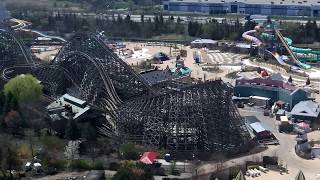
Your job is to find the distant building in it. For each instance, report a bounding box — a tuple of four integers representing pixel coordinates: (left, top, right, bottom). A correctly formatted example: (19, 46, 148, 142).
(290, 100, 320, 122)
(163, 0, 320, 16)
(46, 94, 103, 134)
(234, 76, 309, 110)
(191, 39, 218, 49)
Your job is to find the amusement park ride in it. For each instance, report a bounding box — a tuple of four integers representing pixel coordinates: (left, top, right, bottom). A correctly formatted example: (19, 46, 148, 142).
(242, 20, 320, 70)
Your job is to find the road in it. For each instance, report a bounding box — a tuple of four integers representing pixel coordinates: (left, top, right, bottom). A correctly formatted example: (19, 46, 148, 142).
(10, 18, 66, 42)
(197, 107, 320, 179)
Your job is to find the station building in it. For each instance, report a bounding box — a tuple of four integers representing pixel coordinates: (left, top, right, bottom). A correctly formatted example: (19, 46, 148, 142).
(234, 76, 309, 110)
(162, 0, 320, 16)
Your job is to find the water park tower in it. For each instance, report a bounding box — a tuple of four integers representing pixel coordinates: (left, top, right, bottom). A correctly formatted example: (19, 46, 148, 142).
(242, 19, 320, 69)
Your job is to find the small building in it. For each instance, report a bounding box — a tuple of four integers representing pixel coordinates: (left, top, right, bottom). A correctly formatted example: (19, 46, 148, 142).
(290, 101, 320, 122)
(276, 109, 285, 120)
(280, 116, 289, 124)
(46, 94, 103, 134)
(250, 122, 272, 140)
(311, 144, 320, 158)
(279, 115, 293, 132)
(191, 39, 218, 49)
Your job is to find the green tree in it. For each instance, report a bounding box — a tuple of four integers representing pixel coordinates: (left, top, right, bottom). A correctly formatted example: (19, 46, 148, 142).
(288, 75, 293, 83)
(141, 14, 144, 24)
(0, 147, 6, 177)
(119, 144, 139, 160)
(306, 77, 311, 85)
(4, 74, 43, 103)
(81, 123, 97, 142)
(65, 118, 81, 141)
(1, 145, 22, 177)
(81, 123, 97, 160)
(3, 110, 22, 135)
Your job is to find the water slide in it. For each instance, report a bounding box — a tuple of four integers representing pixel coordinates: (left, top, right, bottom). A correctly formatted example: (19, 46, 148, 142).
(242, 30, 263, 46)
(261, 32, 320, 62)
(242, 29, 296, 68)
(283, 37, 320, 61)
(275, 29, 311, 69)
(265, 50, 288, 66)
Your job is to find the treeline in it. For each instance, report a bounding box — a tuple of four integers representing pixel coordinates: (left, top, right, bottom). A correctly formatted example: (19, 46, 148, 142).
(12, 12, 320, 43)
(280, 20, 320, 44)
(188, 19, 256, 40)
(16, 13, 256, 41)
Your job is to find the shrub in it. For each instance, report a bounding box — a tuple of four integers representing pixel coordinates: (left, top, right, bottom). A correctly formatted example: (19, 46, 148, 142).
(70, 159, 91, 170)
(92, 160, 104, 170)
(119, 144, 139, 160)
(109, 162, 120, 171)
(39, 135, 65, 151)
(17, 144, 32, 159)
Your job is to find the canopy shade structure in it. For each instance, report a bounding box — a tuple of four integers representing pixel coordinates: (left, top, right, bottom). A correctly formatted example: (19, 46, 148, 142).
(140, 152, 159, 164)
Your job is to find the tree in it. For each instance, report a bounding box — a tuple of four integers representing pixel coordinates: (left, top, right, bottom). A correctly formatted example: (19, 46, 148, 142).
(65, 118, 81, 140)
(64, 140, 81, 162)
(0, 145, 22, 177)
(306, 77, 311, 85)
(4, 74, 43, 103)
(3, 110, 22, 134)
(81, 123, 97, 142)
(288, 75, 293, 83)
(140, 14, 144, 24)
(119, 144, 139, 160)
(0, 146, 6, 177)
(81, 123, 97, 160)
(112, 161, 153, 180)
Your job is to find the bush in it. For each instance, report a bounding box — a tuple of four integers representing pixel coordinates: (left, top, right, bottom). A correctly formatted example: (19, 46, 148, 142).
(119, 144, 139, 160)
(92, 160, 104, 170)
(109, 162, 120, 171)
(17, 144, 32, 159)
(44, 158, 65, 175)
(39, 135, 65, 151)
(70, 159, 92, 170)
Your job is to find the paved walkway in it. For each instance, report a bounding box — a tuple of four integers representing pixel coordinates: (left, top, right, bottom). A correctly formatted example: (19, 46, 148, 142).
(207, 51, 245, 65)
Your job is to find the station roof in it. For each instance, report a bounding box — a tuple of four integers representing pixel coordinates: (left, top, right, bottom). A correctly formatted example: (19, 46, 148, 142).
(47, 93, 91, 120)
(250, 122, 266, 133)
(236, 77, 297, 92)
(291, 100, 320, 118)
(63, 94, 86, 106)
